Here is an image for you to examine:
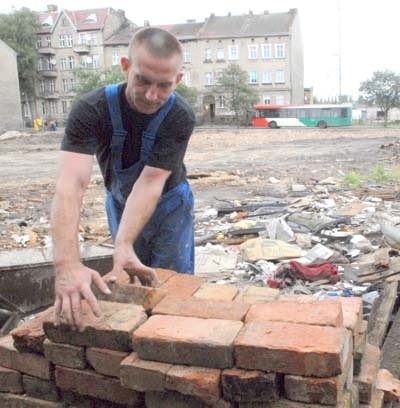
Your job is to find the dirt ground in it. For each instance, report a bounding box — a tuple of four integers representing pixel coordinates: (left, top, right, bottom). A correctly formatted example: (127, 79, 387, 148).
(1, 126, 400, 250)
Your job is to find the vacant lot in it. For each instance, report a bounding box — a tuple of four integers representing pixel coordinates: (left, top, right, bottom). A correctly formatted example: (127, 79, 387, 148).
(1, 126, 400, 249)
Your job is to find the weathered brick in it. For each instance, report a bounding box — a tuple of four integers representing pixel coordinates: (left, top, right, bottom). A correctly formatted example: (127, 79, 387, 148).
(133, 315, 243, 368)
(55, 366, 143, 406)
(114, 268, 176, 286)
(43, 300, 147, 352)
(0, 393, 64, 407)
(354, 320, 368, 376)
(356, 343, 381, 403)
(86, 347, 128, 377)
(0, 335, 52, 380)
(375, 368, 400, 402)
(239, 399, 325, 407)
(221, 368, 281, 402)
(0, 366, 23, 393)
(43, 339, 86, 369)
(193, 283, 239, 301)
(10, 307, 54, 354)
(158, 274, 205, 297)
(152, 295, 250, 321)
(145, 390, 204, 408)
(166, 364, 221, 404)
(245, 299, 343, 327)
(120, 353, 171, 392)
(22, 374, 60, 402)
(61, 390, 142, 407)
(284, 354, 353, 405)
(234, 321, 352, 377)
(109, 284, 169, 312)
(235, 286, 280, 304)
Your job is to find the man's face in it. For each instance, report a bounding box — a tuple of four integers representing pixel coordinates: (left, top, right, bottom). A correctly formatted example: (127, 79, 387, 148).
(122, 45, 183, 114)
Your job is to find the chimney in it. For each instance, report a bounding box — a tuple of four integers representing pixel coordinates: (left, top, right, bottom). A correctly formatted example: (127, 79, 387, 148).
(249, 10, 253, 16)
(47, 4, 58, 12)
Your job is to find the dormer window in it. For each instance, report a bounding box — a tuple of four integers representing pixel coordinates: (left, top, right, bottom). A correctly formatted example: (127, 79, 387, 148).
(84, 13, 97, 23)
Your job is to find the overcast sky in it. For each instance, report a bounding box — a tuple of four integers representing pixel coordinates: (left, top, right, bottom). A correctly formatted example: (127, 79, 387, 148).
(1, 0, 399, 100)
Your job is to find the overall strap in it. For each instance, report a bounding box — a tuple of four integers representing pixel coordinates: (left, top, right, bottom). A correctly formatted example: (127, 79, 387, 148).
(105, 84, 127, 149)
(141, 92, 176, 160)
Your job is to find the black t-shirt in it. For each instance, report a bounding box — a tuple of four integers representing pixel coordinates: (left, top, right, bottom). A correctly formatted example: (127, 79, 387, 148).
(61, 83, 195, 192)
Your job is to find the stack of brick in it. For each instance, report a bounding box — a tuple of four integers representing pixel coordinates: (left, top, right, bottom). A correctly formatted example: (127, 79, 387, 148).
(0, 268, 392, 407)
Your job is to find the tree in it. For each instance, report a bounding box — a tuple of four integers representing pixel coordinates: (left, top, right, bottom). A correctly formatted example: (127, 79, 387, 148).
(74, 66, 125, 99)
(175, 82, 198, 110)
(0, 8, 39, 115)
(359, 70, 400, 126)
(213, 63, 258, 125)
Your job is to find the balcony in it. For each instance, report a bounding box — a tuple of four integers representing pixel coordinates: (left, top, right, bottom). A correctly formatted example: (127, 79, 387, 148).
(73, 44, 90, 54)
(41, 91, 60, 99)
(37, 46, 56, 55)
(39, 70, 58, 78)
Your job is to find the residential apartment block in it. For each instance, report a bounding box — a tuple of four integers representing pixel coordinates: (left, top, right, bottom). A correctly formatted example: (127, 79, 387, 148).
(29, 7, 303, 124)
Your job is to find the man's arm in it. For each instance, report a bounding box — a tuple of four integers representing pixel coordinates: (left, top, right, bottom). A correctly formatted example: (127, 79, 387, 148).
(51, 151, 111, 329)
(104, 165, 171, 285)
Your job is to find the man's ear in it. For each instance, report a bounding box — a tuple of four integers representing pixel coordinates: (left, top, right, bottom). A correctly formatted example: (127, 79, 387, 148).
(175, 71, 184, 85)
(120, 56, 130, 78)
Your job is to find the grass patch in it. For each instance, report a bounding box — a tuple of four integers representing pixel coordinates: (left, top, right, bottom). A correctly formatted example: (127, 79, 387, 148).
(342, 165, 400, 188)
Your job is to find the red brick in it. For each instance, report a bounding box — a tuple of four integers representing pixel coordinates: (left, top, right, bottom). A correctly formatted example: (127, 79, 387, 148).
(22, 375, 60, 402)
(239, 400, 325, 407)
(158, 274, 205, 297)
(193, 283, 239, 301)
(55, 366, 143, 406)
(221, 368, 281, 402)
(145, 390, 204, 408)
(43, 339, 86, 369)
(245, 299, 343, 327)
(109, 284, 169, 312)
(284, 354, 353, 405)
(0, 366, 23, 393)
(0, 335, 52, 380)
(120, 353, 171, 391)
(10, 307, 54, 354)
(43, 300, 147, 351)
(0, 393, 64, 407)
(234, 321, 352, 377)
(356, 343, 381, 403)
(166, 364, 221, 404)
(116, 268, 176, 286)
(86, 347, 128, 377)
(133, 315, 243, 368)
(152, 295, 250, 321)
(235, 286, 280, 304)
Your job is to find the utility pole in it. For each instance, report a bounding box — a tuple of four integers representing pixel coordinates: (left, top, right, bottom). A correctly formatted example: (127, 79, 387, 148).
(337, 0, 342, 102)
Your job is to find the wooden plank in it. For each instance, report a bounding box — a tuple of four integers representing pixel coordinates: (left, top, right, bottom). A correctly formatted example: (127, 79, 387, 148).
(367, 282, 398, 348)
(381, 301, 400, 378)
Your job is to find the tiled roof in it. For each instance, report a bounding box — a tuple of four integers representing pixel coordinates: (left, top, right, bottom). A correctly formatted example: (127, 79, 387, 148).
(65, 8, 109, 31)
(36, 11, 60, 34)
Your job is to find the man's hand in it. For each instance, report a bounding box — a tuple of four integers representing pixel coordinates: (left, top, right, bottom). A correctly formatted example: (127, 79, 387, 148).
(54, 262, 111, 330)
(103, 243, 159, 287)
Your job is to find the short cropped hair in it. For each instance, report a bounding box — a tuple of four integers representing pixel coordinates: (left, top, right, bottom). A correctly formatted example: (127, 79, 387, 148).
(128, 27, 182, 61)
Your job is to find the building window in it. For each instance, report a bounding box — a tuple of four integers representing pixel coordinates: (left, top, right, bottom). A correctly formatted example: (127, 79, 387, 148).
(205, 72, 213, 86)
(59, 35, 66, 48)
(60, 57, 67, 70)
(275, 70, 285, 83)
(218, 95, 225, 108)
(216, 48, 225, 61)
(112, 52, 119, 66)
(262, 71, 272, 84)
(46, 36, 52, 47)
(61, 17, 67, 26)
(79, 33, 91, 45)
(91, 33, 97, 45)
(22, 103, 29, 117)
(36, 37, 42, 48)
(62, 100, 68, 113)
(204, 48, 212, 62)
(70, 78, 76, 90)
(50, 100, 57, 114)
(41, 101, 47, 115)
(49, 79, 56, 92)
(261, 44, 272, 59)
(228, 45, 238, 60)
(275, 43, 285, 58)
(263, 95, 271, 104)
(248, 45, 258, 60)
(249, 71, 258, 84)
(92, 55, 100, 68)
(276, 95, 285, 104)
(183, 49, 190, 63)
(183, 71, 191, 86)
(68, 56, 75, 70)
(62, 79, 69, 92)
(38, 58, 44, 71)
(66, 34, 73, 47)
(39, 80, 45, 93)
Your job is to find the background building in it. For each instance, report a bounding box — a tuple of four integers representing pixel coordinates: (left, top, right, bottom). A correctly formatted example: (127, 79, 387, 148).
(0, 39, 23, 132)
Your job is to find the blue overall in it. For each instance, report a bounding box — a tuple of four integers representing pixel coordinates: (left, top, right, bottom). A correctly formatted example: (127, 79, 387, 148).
(104, 84, 194, 274)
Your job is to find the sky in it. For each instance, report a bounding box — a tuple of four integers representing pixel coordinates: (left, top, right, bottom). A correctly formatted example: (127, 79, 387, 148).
(1, 0, 400, 100)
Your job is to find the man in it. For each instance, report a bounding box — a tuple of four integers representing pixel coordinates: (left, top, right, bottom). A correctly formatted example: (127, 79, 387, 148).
(51, 27, 196, 329)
